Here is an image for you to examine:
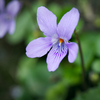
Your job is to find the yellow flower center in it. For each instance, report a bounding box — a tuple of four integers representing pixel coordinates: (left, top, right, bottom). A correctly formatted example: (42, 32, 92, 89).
(60, 38, 64, 43)
(59, 38, 64, 46)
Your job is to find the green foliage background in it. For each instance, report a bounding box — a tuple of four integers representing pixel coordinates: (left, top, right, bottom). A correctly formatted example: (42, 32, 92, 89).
(0, 0, 100, 100)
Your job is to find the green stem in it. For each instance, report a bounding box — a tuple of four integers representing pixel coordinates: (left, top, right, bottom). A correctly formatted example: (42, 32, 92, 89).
(74, 30, 86, 89)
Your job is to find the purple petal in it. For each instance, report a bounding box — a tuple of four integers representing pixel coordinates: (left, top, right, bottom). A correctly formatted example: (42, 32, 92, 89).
(0, 20, 8, 38)
(6, 1, 20, 17)
(8, 20, 15, 34)
(46, 47, 67, 72)
(67, 42, 78, 63)
(26, 37, 52, 58)
(58, 7, 80, 40)
(37, 6, 57, 37)
(0, 0, 5, 11)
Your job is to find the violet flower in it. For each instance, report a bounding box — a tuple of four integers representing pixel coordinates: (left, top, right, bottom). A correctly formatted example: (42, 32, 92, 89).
(0, 0, 20, 38)
(26, 6, 80, 72)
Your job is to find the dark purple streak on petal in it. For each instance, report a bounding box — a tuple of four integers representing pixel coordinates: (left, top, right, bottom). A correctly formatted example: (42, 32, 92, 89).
(46, 46, 67, 72)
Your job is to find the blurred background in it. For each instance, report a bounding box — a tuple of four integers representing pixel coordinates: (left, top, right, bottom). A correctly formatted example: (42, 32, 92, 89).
(0, 0, 100, 100)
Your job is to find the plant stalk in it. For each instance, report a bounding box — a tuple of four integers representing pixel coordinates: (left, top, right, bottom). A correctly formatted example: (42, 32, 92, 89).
(74, 30, 86, 89)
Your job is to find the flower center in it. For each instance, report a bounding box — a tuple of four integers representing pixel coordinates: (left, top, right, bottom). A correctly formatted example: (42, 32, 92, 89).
(59, 38, 64, 46)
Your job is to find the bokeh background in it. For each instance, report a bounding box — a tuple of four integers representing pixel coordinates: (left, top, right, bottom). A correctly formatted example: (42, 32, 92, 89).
(0, 0, 100, 100)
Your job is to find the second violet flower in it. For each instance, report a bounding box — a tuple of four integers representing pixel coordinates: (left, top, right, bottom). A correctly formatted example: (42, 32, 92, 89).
(0, 0, 20, 38)
(26, 6, 80, 72)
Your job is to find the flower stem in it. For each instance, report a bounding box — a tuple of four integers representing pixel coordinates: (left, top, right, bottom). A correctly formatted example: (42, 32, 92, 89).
(74, 30, 87, 90)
